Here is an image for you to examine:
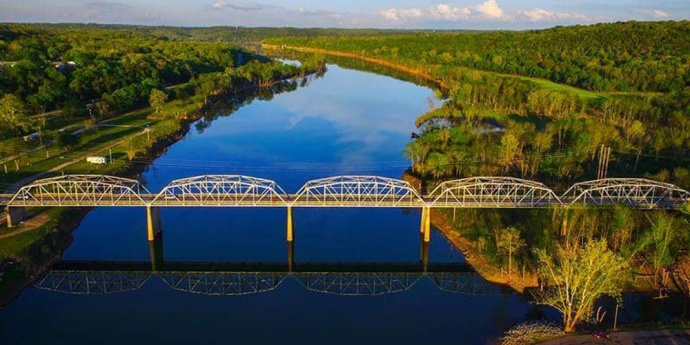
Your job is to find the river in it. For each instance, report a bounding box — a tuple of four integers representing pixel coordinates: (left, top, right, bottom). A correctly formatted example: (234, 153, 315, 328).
(0, 64, 534, 344)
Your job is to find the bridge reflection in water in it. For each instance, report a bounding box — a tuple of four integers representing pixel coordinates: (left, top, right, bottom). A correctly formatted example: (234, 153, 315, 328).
(34, 240, 507, 297)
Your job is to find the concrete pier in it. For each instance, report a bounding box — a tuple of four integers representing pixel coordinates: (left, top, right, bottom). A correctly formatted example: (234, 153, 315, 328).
(148, 234, 164, 271)
(146, 205, 162, 241)
(286, 206, 294, 242)
(420, 207, 431, 243)
(6, 206, 26, 228)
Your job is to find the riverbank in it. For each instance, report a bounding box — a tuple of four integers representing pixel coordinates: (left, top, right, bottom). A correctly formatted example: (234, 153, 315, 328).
(262, 44, 445, 90)
(402, 172, 538, 293)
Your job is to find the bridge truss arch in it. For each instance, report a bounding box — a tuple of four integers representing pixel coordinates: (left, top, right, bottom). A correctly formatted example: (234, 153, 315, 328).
(152, 175, 287, 207)
(562, 178, 690, 208)
(431, 273, 505, 295)
(292, 175, 424, 207)
(296, 272, 422, 295)
(428, 177, 561, 208)
(34, 271, 152, 295)
(158, 272, 286, 295)
(9, 175, 149, 207)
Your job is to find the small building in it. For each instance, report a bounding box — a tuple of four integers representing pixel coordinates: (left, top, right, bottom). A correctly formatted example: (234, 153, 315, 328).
(86, 156, 108, 164)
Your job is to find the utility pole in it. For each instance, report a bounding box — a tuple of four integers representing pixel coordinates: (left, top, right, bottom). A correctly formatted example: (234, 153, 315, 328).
(597, 145, 612, 179)
(109, 149, 113, 164)
(597, 145, 604, 179)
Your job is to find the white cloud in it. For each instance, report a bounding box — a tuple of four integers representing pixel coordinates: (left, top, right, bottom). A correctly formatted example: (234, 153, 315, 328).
(380, 1, 512, 23)
(519, 8, 586, 22)
(298, 6, 342, 19)
(474, 0, 508, 19)
(637, 9, 670, 19)
(380, 8, 424, 21)
(211, 1, 280, 11)
(429, 4, 470, 21)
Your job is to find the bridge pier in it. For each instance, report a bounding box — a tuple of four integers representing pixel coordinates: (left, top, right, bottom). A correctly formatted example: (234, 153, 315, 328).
(286, 206, 294, 242)
(148, 233, 164, 271)
(420, 240, 429, 272)
(287, 240, 295, 272)
(420, 207, 431, 243)
(5, 206, 26, 228)
(146, 205, 162, 241)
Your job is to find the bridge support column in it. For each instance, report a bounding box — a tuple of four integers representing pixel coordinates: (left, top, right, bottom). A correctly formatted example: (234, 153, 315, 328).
(286, 206, 294, 242)
(146, 205, 162, 241)
(287, 240, 295, 272)
(420, 240, 429, 272)
(6, 206, 26, 228)
(148, 233, 164, 271)
(421, 207, 431, 243)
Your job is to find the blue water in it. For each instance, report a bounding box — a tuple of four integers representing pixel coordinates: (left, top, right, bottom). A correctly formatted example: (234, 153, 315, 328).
(0, 65, 532, 344)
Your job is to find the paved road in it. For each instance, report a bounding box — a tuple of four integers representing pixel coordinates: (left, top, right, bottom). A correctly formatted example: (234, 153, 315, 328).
(540, 330, 690, 345)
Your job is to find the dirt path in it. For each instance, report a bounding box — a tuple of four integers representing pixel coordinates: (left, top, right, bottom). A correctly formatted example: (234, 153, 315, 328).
(0, 212, 50, 239)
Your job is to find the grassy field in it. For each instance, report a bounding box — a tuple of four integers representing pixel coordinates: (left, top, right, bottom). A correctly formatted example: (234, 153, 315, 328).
(0, 100, 188, 261)
(0, 208, 63, 259)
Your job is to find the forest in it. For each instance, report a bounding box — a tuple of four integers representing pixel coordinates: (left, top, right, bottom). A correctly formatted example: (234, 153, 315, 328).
(0, 24, 325, 161)
(266, 21, 690, 93)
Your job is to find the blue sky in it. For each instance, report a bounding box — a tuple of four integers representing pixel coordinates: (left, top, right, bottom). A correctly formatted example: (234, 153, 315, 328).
(1, 0, 688, 29)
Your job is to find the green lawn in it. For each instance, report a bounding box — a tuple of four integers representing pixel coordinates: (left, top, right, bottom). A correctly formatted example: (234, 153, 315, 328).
(514, 75, 607, 102)
(0, 208, 63, 259)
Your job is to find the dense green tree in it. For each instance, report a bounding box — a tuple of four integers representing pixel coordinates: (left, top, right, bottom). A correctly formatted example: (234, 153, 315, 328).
(0, 94, 31, 136)
(148, 89, 167, 113)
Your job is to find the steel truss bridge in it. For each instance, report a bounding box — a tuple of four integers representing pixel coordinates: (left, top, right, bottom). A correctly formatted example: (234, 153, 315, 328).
(34, 261, 504, 297)
(2, 174, 688, 242)
(2, 174, 687, 209)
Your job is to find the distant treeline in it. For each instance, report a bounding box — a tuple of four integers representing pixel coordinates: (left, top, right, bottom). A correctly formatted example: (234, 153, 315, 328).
(0, 24, 324, 143)
(266, 21, 690, 93)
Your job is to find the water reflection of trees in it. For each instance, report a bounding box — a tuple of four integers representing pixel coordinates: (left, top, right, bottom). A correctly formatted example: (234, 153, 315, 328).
(193, 74, 322, 134)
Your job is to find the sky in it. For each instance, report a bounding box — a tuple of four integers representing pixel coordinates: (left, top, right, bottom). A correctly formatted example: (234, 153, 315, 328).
(1, 0, 688, 29)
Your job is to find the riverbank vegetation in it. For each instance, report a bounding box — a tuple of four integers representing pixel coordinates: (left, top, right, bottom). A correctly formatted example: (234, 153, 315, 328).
(266, 21, 690, 333)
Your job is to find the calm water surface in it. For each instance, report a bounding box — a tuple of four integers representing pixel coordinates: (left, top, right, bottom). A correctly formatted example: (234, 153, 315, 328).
(0, 65, 532, 344)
